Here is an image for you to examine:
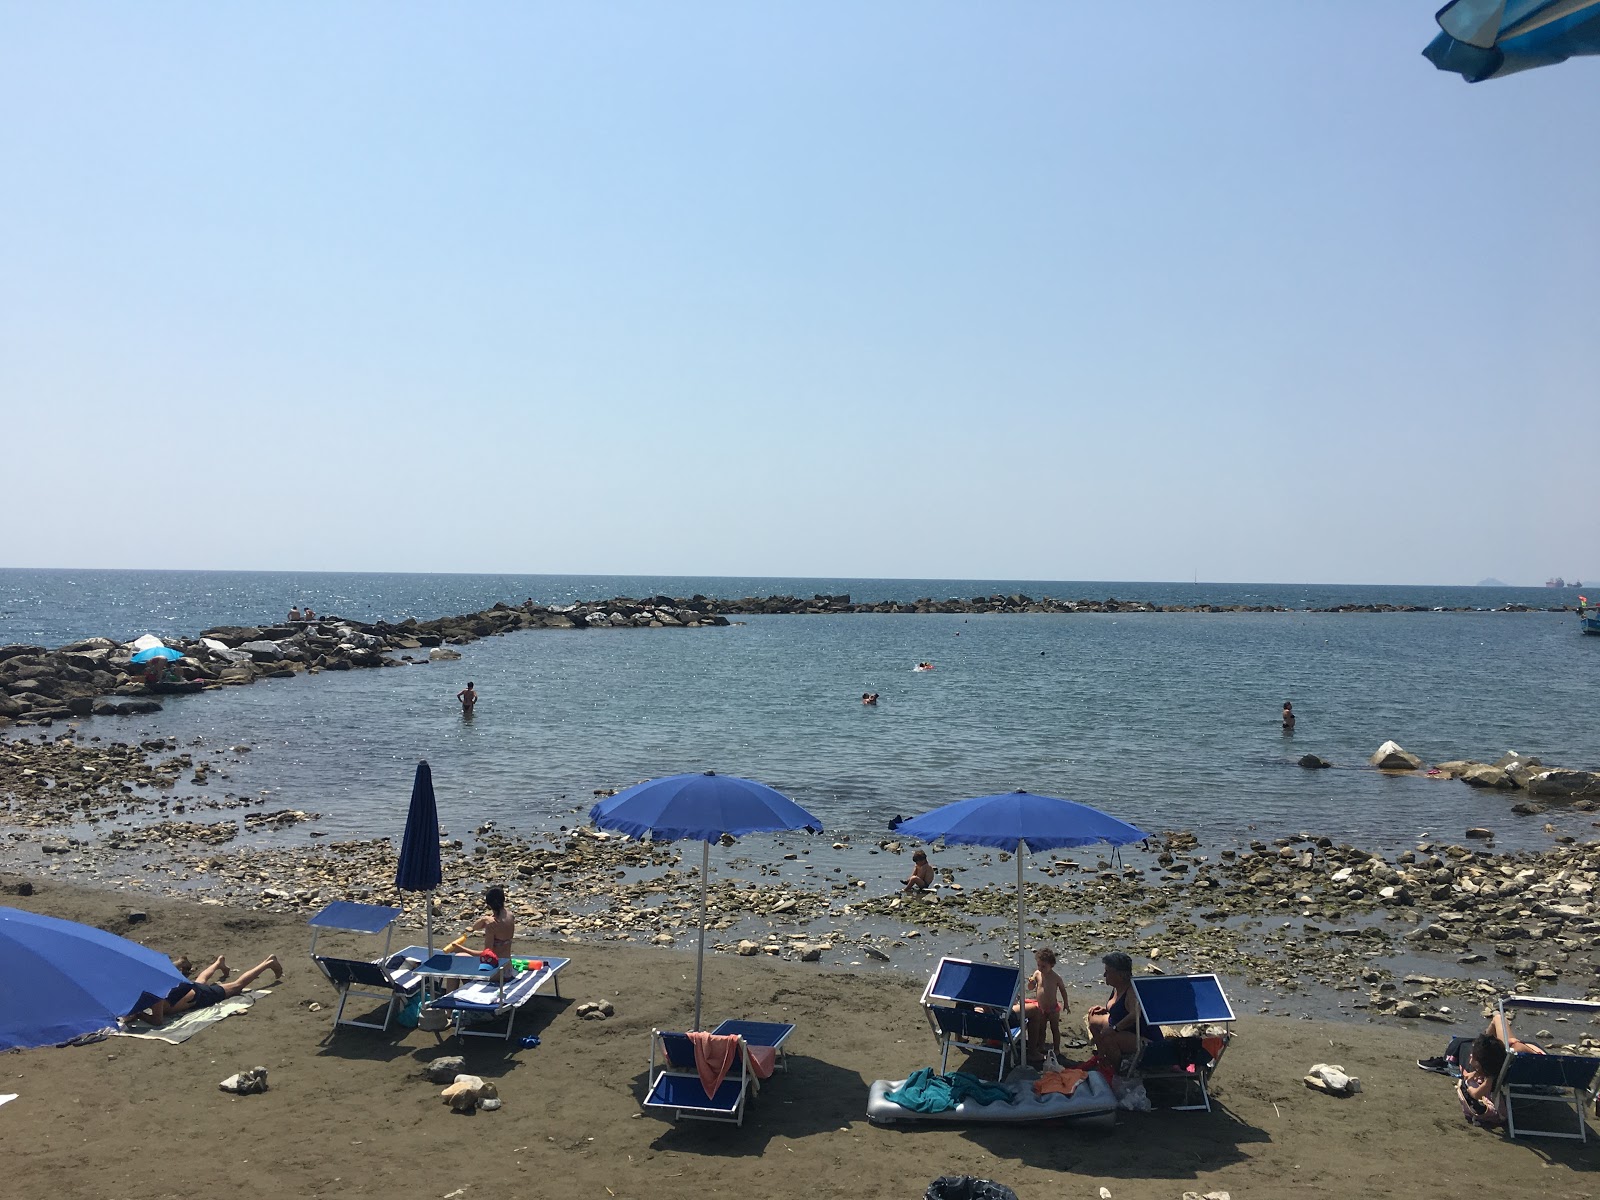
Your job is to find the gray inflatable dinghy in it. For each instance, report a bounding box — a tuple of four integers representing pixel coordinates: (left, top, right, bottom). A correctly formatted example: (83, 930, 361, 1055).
(866, 1070, 1117, 1126)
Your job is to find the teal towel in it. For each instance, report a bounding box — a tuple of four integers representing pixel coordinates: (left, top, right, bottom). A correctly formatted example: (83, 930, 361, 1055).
(885, 1068, 1012, 1113)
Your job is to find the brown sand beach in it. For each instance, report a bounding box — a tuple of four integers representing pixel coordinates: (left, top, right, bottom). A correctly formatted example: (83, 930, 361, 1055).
(3, 876, 1595, 1200)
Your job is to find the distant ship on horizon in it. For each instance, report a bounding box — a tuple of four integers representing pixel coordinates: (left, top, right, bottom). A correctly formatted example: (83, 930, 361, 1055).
(1545, 577, 1583, 588)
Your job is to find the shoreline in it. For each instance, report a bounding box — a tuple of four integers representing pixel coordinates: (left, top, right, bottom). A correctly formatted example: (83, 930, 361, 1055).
(4, 731, 1596, 1032)
(4, 876, 1597, 1200)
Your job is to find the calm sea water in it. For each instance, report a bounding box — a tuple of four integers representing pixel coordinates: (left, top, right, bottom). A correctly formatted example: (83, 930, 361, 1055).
(1, 570, 1596, 857)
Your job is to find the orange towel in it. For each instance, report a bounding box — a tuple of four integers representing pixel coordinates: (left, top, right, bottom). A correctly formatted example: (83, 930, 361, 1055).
(1033, 1067, 1089, 1097)
(747, 1046, 777, 1080)
(687, 1032, 740, 1097)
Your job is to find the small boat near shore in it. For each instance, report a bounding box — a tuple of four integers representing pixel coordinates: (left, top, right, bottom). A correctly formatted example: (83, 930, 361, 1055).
(1581, 596, 1600, 636)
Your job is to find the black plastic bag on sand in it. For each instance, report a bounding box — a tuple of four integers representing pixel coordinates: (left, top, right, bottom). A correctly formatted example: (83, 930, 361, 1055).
(925, 1176, 1019, 1200)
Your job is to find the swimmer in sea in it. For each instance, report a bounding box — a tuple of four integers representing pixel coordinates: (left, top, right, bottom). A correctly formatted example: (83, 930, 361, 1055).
(1282, 700, 1295, 730)
(457, 681, 478, 715)
(861, 692, 879, 705)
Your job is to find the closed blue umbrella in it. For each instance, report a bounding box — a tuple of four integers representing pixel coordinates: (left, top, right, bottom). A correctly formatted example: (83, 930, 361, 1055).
(1425, 0, 1600, 81)
(395, 760, 443, 955)
(897, 790, 1148, 978)
(130, 646, 184, 664)
(0, 906, 187, 1051)
(590, 771, 822, 1030)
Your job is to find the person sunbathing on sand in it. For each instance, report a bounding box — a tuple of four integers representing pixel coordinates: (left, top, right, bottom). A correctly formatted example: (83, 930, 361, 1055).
(126, 954, 283, 1026)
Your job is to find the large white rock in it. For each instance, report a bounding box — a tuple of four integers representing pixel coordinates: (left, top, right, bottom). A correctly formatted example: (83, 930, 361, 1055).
(129, 634, 166, 652)
(1370, 741, 1422, 770)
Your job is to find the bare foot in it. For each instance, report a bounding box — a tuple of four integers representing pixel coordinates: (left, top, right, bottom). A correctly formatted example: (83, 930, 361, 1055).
(267, 954, 284, 982)
(213, 956, 230, 981)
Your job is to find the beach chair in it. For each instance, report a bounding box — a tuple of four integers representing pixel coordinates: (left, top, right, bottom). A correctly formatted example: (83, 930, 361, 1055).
(1130, 973, 1238, 1112)
(313, 951, 425, 1033)
(307, 901, 402, 959)
(1494, 996, 1600, 1141)
(425, 956, 570, 1040)
(645, 1030, 766, 1126)
(711, 1019, 796, 1072)
(921, 957, 1024, 1079)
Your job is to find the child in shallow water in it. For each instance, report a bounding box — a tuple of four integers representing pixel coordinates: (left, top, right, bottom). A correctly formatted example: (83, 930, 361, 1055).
(902, 850, 934, 892)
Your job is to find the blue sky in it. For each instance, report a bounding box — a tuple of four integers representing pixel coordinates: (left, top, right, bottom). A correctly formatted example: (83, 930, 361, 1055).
(3, 4, 1596, 584)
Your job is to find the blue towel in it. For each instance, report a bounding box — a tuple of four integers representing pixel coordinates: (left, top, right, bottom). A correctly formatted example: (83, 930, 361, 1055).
(885, 1068, 1012, 1113)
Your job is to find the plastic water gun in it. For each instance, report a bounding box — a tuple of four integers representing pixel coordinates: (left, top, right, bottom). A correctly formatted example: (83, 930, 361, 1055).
(509, 958, 545, 973)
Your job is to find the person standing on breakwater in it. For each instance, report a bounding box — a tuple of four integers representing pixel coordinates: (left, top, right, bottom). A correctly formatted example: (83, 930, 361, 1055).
(1282, 700, 1295, 730)
(457, 681, 477, 715)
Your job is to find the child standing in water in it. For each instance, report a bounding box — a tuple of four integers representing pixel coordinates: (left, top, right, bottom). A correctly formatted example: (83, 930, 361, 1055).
(1019, 946, 1069, 1063)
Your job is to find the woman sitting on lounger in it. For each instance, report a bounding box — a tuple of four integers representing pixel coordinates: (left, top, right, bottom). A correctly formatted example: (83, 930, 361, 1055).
(1085, 951, 1161, 1067)
(439, 887, 518, 981)
(126, 954, 283, 1027)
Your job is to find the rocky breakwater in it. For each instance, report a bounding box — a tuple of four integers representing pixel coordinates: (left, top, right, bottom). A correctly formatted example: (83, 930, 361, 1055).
(0, 597, 732, 728)
(1429, 750, 1600, 813)
(710, 592, 1575, 616)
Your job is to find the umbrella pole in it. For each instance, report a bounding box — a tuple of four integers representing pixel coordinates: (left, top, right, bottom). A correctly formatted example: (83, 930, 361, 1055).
(1016, 844, 1026, 981)
(694, 840, 710, 1033)
(425, 895, 434, 957)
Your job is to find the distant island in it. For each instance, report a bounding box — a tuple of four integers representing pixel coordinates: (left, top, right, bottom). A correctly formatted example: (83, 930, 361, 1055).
(1475, 578, 1507, 587)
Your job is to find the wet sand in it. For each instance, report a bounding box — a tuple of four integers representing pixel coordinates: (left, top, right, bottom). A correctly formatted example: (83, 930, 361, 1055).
(4, 875, 1596, 1200)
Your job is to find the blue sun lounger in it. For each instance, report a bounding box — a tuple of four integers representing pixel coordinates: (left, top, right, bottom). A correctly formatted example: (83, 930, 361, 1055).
(425, 956, 570, 1041)
(921, 957, 1024, 1079)
(645, 1029, 763, 1126)
(312, 948, 426, 1033)
(1130, 973, 1238, 1112)
(1495, 996, 1600, 1141)
(711, 1019, 796, 1071)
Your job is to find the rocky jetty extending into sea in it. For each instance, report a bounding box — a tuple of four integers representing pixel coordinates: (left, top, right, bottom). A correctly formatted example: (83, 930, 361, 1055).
(713, 592, 1583, 615)
(0, 597, 733, 726)
(0, 590, 1584, 728)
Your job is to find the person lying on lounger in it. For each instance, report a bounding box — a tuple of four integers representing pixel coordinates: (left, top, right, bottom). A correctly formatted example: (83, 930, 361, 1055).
(125, 954, 283, 1026)
(1418, 1009, 1544, 1078)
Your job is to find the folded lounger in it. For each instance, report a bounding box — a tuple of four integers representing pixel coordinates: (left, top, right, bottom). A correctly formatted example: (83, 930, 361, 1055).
(1495, 996, 1600, 1141)
(1130, 973, 1238, 1112)
(645, 1029, 778, 1126)
(710, 1019, 796, 1071)
(426, 956, 570, 1041)
(312, 948, 425, 1033)
(921, 957, 1025, 1079)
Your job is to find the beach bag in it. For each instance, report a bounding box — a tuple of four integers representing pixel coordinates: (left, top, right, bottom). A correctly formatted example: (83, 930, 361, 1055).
(924, 1177, 1018, 1200)
(1457, 1080, 1503, 1128)
(397, 991, 425, 1029)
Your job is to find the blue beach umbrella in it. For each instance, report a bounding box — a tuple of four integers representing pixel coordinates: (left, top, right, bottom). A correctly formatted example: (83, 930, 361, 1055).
(0, 906, 187, 1051)
(897, 790, 1148, 979)
(395, 760, 443, 955)
(590, 771, 822, 1030)
(130, 646, 184, 664)
(1424, 0, 1600, 81)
